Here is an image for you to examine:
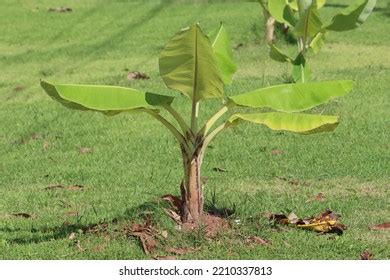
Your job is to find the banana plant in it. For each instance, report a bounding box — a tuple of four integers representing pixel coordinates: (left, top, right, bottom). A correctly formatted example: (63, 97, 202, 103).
(41, 23, 353, 225)
(266, 0, 376, 82)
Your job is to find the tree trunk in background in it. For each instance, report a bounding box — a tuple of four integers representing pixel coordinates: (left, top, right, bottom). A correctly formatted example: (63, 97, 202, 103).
(265, 15, 276, 44)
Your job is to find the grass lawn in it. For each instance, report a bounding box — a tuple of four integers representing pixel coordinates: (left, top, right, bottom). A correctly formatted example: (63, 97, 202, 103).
(0, 0, 389, 259)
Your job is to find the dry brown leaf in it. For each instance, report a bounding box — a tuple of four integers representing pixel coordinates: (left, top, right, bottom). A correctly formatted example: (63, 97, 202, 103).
(139, 235, 157, 255)
(245, 236, 271, 246)
(165, 247, 195, 255)
(287, 212, 299, 224)
(126, 218, 159, 255)
(45, 184, 84, 191)
(306, 192, 326, 203)
(127, 71, 150, 80)
(360, 250, 374, 260)
(91, 243, 108, 253)
(74, 240, 85, 252)
(268, 213, 289, 225)
(64, 211, 79, 217)
(161, 195, 182, 210)
(11, 213, 33, 219)
(43, 139, 50, 150)
(68, 232, 76, 240)
(160, 230, 168, 239)
(276, 176, 308, 186)
(368, 222, 390, 230)
(271, 149, 284, 155)
(79, 147, 93, 154)
(48, 7, 72, 13)
(297, 210, 346, 234)
(269, 209, 346, 234)
(153, 256, 177, 260)
(83, 223, 109, 234)
(212, 167, 228, 172)
(13, 86, 25, 92)
(164, 208, 182, 224)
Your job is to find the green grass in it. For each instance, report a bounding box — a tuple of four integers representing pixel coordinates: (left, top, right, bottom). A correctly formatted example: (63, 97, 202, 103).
(0, 0, 389, 259)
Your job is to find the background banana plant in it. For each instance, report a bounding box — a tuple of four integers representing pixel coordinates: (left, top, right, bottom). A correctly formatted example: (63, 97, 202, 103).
(41, 23, 353, 225)
(262, 0, 376, 82)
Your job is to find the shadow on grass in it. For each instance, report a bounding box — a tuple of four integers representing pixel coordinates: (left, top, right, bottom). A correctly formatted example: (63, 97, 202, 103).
(2, 193, 238, 245)
(3, 2, 169, 65)
(1, 200, 171, 245)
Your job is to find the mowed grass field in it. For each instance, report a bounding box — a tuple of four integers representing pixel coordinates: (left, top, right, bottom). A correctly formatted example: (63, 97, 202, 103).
(0, 0, 389, 259)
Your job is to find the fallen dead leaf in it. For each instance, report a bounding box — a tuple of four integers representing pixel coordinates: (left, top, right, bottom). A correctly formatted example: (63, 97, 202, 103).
(161, 194, 182, 211)
(245, 236, 271, 246)
(74, 240, 85, 252)
(139, 235, 157, 255)
(91, 245, 104, 253)
(43, 139, 50, 150)
(296, 210, 346, 235)
(268, 213, 290, 225)
(360, 250, 374, 260)
(68, 232, 76, 240)
(271, 149, 284, 155)
(234, 43, 244, 50)
(160, 230, 168, 239)
(11, 213, 33, 219)
(48, 7, 72, 13)
(45, 185, 84, 191)
(91, 242, 108, 253)
(13, 86, 25, 92)
(368, 222, 390, 230)
(125, 217, 159, 255)
(306, 192, 326, 203)
(269, 209, 346, 234)
(164, 208, 182, 224)
(79, 147, 93, 154)
(212, 167, 228, 172)
(64, 211, 79, 217)
(127, 71, 150, 80)
(287, 212, 299, 224)
(276, 176, 309, 186)
(165, 247, 195, 255)
(83, 223, 109, 235)
(153, 256, 177, 260)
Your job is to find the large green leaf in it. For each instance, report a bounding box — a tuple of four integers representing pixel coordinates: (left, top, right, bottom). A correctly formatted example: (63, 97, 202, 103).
(309, 31, 326, 53)
(325, 0, 376, 31)
(159, 24, 223, 102)
(291, 53, 311, 83)
(294, 1, 323, 41)
(268, 0, 297, 27)
(41, 80, 173, 113)
(228, 112, 339, 134)
(269, 44, 293, 63)
(209, 23, 237, 85)
(229, 80, 353, 112)
(288, 0, 326, 10)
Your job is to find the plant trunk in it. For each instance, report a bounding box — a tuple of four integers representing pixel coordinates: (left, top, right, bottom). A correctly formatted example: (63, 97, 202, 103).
(265, 16, 276, 44)
(180, 153, 203, 224)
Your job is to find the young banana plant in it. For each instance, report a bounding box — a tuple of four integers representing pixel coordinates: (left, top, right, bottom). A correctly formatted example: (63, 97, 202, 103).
(41, 23, 353, 225)
(267, 0, 376, 82)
